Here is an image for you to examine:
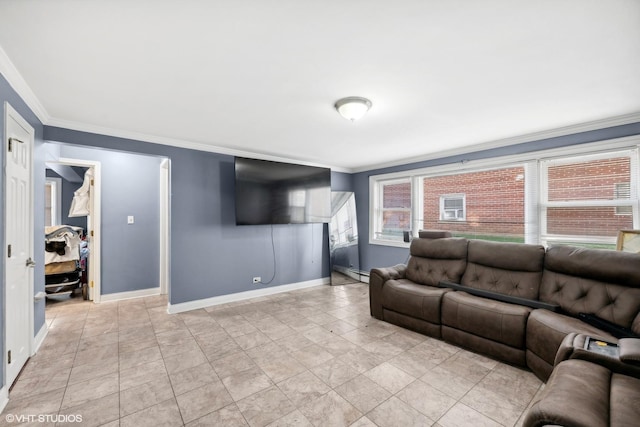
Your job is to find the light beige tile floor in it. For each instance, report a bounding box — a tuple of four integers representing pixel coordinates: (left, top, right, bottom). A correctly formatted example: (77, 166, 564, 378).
(2, 283, 544, 426)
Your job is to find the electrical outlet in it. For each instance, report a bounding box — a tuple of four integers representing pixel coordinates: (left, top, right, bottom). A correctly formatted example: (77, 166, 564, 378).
(252, 277, 261, 284)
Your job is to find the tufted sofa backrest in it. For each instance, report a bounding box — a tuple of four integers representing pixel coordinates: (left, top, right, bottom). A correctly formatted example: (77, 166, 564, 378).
(405, 238, 468, 287)
(540, 246, 640, 334)
(461, 240, 545, 300)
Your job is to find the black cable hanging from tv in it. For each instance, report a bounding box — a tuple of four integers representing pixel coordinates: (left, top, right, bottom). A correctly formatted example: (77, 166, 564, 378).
(260, 224, 277, 285)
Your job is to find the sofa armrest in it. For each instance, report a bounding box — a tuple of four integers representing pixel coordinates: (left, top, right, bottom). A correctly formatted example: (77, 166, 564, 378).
(371, 265, 407, 283)
(369, 265, 406, 319)
(620, 338, 640, 365)
(555, 333, 640, 379)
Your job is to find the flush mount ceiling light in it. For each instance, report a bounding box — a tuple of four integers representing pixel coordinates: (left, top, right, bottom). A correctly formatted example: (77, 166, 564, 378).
(334, 96, 372, 121)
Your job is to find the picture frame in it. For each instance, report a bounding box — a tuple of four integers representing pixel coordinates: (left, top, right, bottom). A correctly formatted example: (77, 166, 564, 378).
(616, 230, 640, 253)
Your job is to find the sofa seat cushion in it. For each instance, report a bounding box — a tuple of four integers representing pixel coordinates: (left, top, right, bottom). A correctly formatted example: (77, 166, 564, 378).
(526, 309, 616, 371)
(381, 279, 450, 324)
(611, 373, 640, 426)
(524, 359, 640, 427)
(441, 291, 531, 348)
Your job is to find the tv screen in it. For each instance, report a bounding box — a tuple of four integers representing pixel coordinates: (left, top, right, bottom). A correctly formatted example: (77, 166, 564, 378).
(234, 157, 332, 225)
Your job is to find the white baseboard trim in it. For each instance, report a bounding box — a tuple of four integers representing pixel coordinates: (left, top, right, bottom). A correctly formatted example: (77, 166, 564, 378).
(167, 278, 330, 314)
(99, 287, 160, 303)
(33, 322, 49, 354)
(0, 386, 8, 414)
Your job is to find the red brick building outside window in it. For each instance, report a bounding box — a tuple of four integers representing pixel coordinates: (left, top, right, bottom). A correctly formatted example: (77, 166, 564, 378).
(544, 156, 633, 240)
(374, 150, 636, 248)
(421, 166, 525, 242)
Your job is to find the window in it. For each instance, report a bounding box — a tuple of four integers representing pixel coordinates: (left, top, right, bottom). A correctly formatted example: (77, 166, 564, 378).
(540, 150, 637, 248)
(370, 138, 639, 248)
(420, 166, 527, 243)
(371, 178, 411, 243)
(371, 165, 528, 245)
(439, 194, 466, 221)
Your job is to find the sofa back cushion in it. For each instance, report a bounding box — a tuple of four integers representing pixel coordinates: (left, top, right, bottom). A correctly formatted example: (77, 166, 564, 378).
(405, 238, 468, 287)
(417, 230, 453, 239)
(540, 245, 640, 334)
(461, 240, 545, 300)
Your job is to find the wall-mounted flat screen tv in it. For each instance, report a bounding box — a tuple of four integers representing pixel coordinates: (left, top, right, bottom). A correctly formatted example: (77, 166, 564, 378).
(234, 157, 332, 225)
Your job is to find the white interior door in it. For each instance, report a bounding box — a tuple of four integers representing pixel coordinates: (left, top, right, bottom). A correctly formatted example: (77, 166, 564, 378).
(4, 103, 34, 387)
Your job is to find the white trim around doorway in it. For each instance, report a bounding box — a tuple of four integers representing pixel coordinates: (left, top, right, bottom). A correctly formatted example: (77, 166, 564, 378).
(55, 158, 102, 303)
(159, 158, 170, 296)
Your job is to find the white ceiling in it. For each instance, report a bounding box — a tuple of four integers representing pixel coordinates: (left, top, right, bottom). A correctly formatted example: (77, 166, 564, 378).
(1, 0, 639, 172)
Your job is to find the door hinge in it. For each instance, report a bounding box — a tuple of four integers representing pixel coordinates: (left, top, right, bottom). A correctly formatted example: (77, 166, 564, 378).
(90, 281, 94, 288)
(7, 350, 11, 364)
(90, 179, 94, 186)
(90, 230, 94, 237)
(7, 244, 11, 258)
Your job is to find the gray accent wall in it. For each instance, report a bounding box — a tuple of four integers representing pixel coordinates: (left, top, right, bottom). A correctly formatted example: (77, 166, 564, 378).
(353, 122, 640, 272)
(44, 127, 333, 305)
(0, 73, 46, 389)
(330, 171, 354, 193)
(53, 144, 163, 294)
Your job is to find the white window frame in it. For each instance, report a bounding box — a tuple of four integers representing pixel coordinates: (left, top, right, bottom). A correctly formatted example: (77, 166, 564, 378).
(539, 149, 639, 247)
(369, 135, 640, 248)
(439, 194, 466, 221)
(370, 177, 412, 247)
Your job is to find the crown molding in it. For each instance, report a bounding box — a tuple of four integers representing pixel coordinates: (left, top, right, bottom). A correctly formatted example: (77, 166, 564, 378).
(0, 44, 49, 123)
(351, 111, 640, 173)
(45, 116, 351, 172)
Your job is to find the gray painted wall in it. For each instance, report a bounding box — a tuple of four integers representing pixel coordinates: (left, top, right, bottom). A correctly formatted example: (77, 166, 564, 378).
(0, 73, 46, 389)
(330, 171, 354, 193)
(53, 144, 163, 294)
(353, 122, 640, 272)
(0, 66, 351, 387)
(44, 127, 337, 305)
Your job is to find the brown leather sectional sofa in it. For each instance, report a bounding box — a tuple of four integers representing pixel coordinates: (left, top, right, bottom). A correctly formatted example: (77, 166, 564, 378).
(370, 237, 640, 426)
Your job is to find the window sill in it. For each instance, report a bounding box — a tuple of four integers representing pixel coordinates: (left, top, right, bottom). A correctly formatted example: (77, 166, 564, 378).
(368, 239, 410, 249)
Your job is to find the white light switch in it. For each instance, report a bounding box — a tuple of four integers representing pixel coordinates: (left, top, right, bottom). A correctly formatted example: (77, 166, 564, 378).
(127, 216, 135, 224)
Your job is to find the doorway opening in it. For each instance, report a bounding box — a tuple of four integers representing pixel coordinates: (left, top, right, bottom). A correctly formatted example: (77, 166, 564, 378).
(45, 159, 101, 304)
(44, 147, 171, 305)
